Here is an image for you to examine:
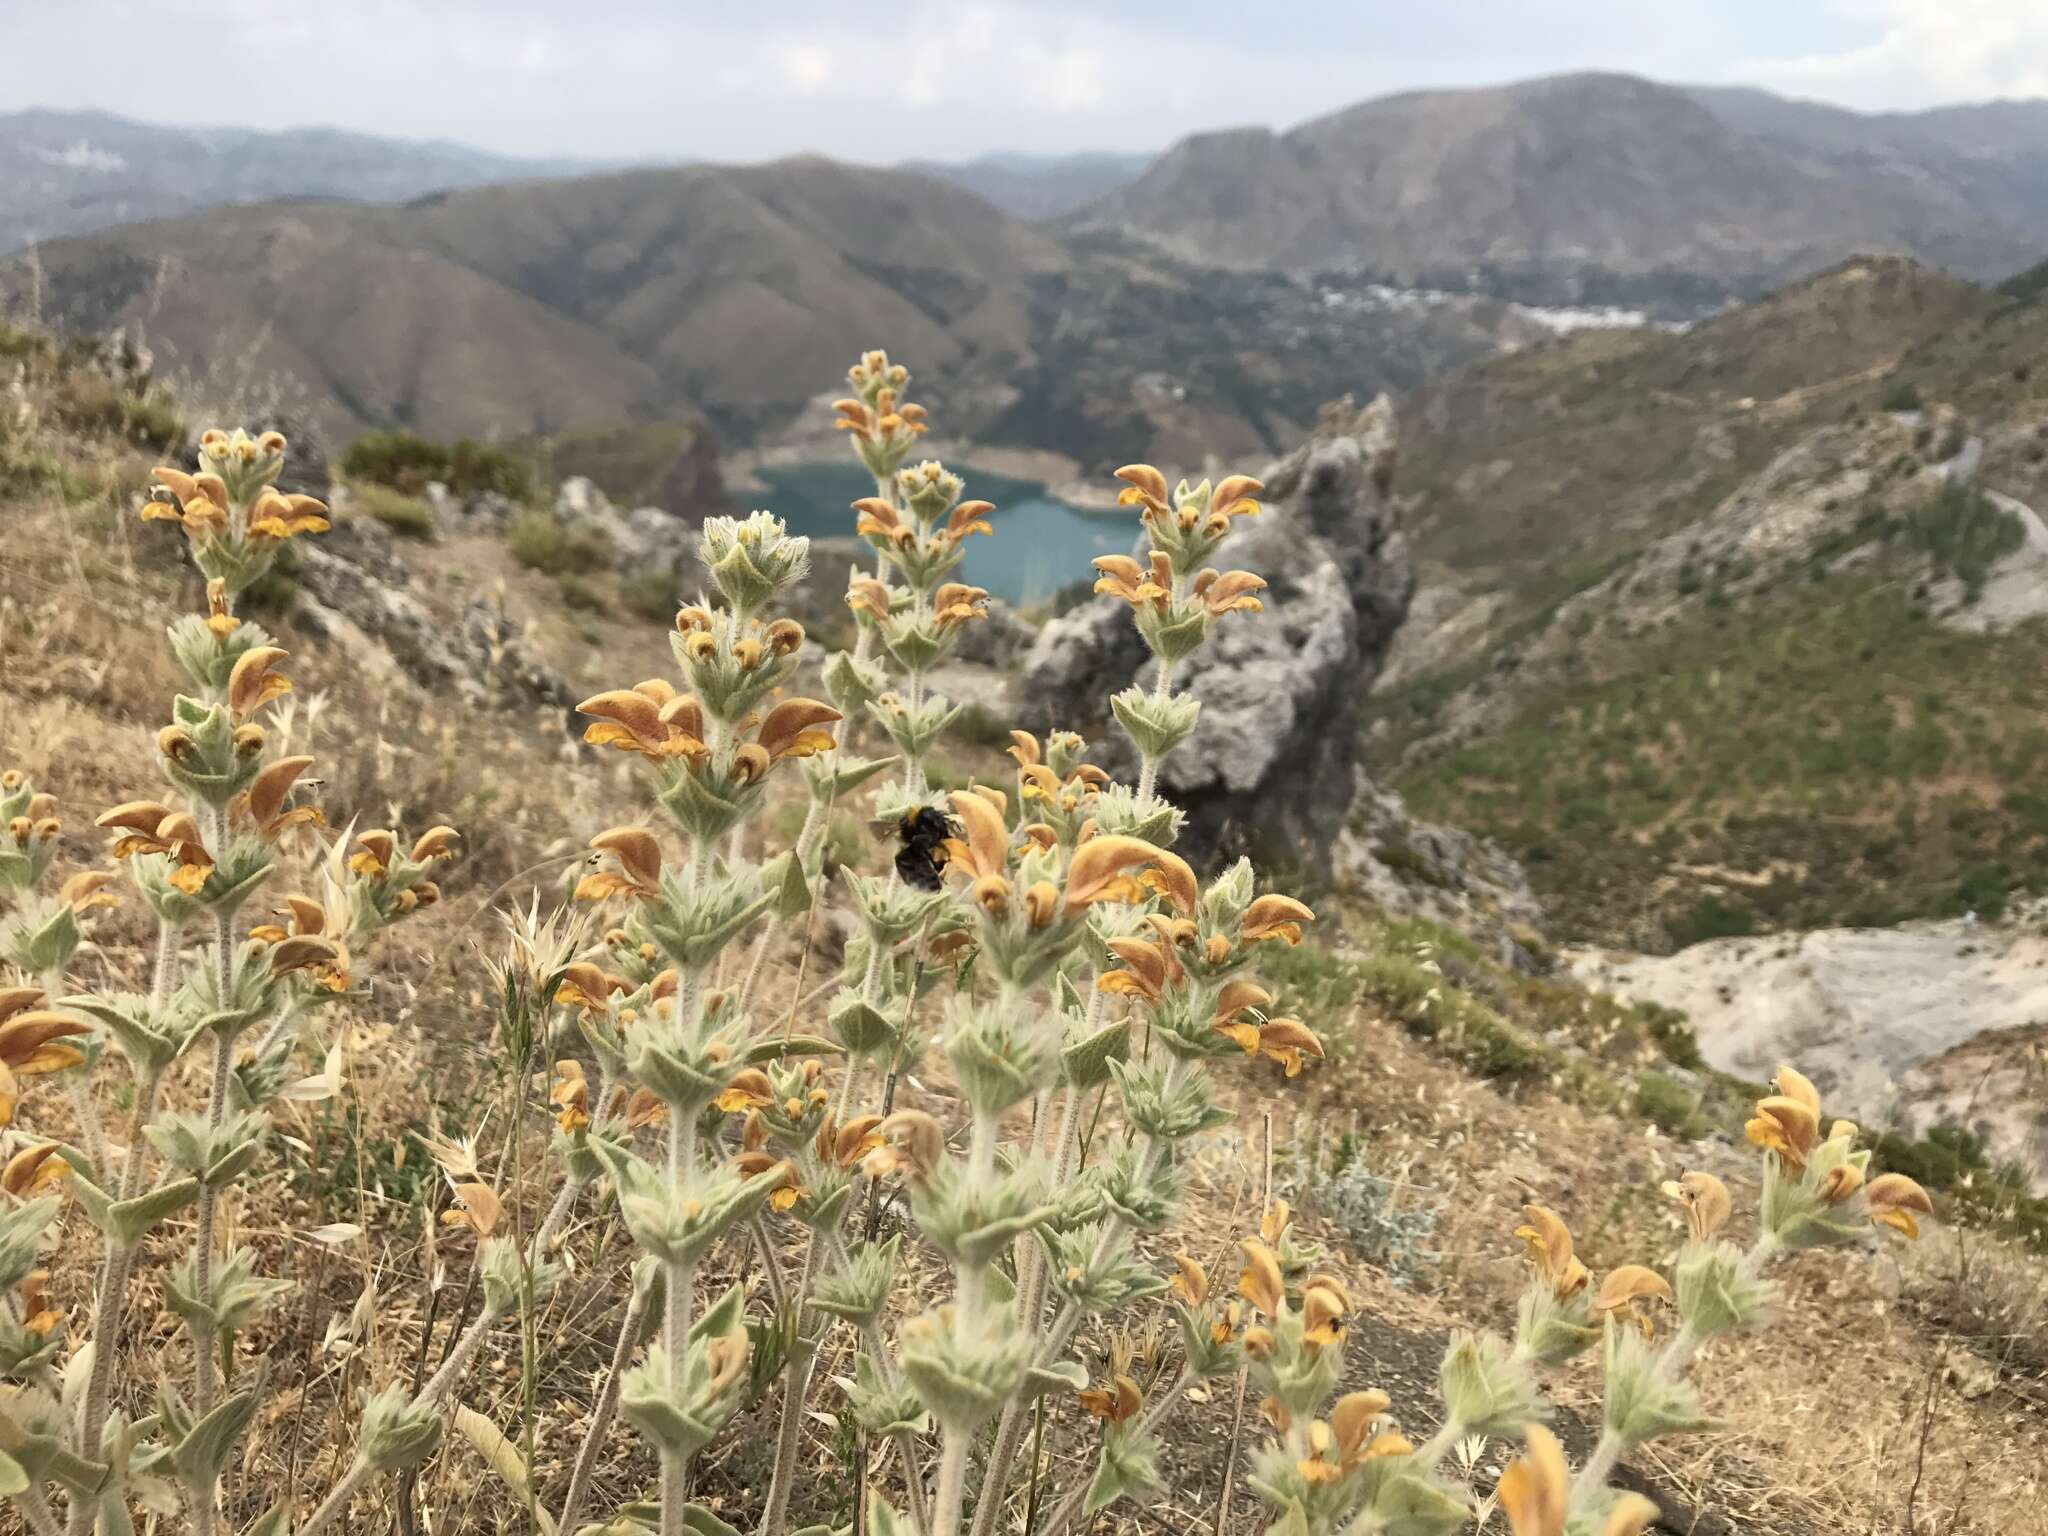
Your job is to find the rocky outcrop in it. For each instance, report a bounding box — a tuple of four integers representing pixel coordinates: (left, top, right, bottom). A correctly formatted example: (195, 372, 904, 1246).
(290, 515, 574, 711)
(1017, 395, 1413, 863)
(1341, 780, 1546, 965)
(555, 476, 700, 578)
(1571, 914, 2048, 1190)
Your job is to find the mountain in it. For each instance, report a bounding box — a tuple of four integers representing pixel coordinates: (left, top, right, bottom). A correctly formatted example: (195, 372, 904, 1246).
(1687, 86, 2048, 234)
(1076, 73, 2045, 302)
(1368, 255, 2048, 949)
(0, 157, 1552, 462)
(0, 108, 592, 255)
(905, 151, 1151, 220)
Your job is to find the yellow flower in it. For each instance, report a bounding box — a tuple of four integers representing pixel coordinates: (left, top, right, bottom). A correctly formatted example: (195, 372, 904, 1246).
(1592, 1264, 1674, 1337)
(441, 1181, 502, 1239)
(1514, 1204, 1591, 1301)
(1098, 935, 1176, 1004)
(941, 499, 994, 547)
(846, 577, 894, 623)
(863, 1109, 947, 1185)
(205, 578, 238, 639)
(1236, 1237, 1285, 1317)
(140, 466, 229, 537)
(732, 698, 843, 785)
(1743, 1064, 1830, 1170)
(1191, 567, 1266, 617)
(1169, 1253, 1209, 1306)
(553, 962, 621, 1014)
(1500, 1426, 1662, 1536)
(578, 682, 712, 762)
(1864, 1173, 1935, 1239)
(58, 869, 119, 915)
(575, 826, 665, 902)
(0, 1010, 92, 1127)
(246, 487, 331, 542)
(714, 1068, 775, 1115)
(1300, 1273, 1349, 1349)
(97, 801, 213, 892)
(1659, 1170, 1733, 1245)
(852, 497, 917, 549)
(1, 1142, 73, 1197)
(1077, 1374, 1142, 1425)
(1112, 464, 1172, 521)
(250, 897, 351, 990)
(818, 1111, 885, 1170)
(1091, 551, 1172, 611)
(227, 646, 293, 718)
(1259, 1199, 1293, 1246)
(1064, 832, 1197, 916)
(1500, 1427, 1568, 1536)
(1200, 474, 1263, 536)
(551, 1061, 591, 1133)
(1241, 893, 1315, 945)
(931, 582, 989, 632)
(18, 1269, 62, 1336)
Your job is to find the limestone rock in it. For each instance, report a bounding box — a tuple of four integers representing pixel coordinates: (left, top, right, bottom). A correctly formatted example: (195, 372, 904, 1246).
(1017, 395, 1414, 862)
(292, 540, 573, 712)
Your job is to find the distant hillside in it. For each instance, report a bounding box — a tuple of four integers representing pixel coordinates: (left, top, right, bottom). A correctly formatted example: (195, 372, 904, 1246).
(1369, 256, 2048, 948)
(906, 151, 1151, 220)
(0, 108, 589, 254)
(1687, 86, 2048, 236)
(0, 157, 1553, 465)
(1076, 73, 2045, 302)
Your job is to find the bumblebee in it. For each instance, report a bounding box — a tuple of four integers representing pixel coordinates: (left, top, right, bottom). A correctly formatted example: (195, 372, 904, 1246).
(895, 806, 959, 891)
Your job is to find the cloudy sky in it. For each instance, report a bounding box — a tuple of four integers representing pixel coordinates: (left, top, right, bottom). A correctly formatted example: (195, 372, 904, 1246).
(3, 0, 2046, 162)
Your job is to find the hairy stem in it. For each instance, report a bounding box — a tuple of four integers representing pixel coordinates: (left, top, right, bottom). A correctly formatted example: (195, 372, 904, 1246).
(660, 1112, 699, 1536)
(556, 1283, 651, 1536)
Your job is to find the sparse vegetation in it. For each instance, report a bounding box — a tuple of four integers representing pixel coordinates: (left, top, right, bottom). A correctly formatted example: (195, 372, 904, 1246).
(341, 429, 536, 502)
(350, 480, 439, 538)
(1390, 572, 2048, 946)
(506, 509, 612, 573)
(1880, 375, 1924, 412)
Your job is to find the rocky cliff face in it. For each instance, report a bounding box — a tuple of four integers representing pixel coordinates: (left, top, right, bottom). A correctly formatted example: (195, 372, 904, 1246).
(1017, 395, 1541, 951)
(1020, 395, 1411, 862)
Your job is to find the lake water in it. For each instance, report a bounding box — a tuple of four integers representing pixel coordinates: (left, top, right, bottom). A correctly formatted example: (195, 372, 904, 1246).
(749, 461, 1137, 607)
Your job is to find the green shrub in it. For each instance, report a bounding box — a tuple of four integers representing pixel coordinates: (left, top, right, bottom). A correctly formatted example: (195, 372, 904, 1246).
(1634, 1071, 1709, 1138)
(1665, 894, 1755, 949)
(341, 429, 535, 501)
(620, 567, 681, 623)
(507, 511, 611, 574)
(1880, 377, 1923, 412)
(558, 572, 607, 612)
(50, 374, 183, 451)
(351, 481, 438, 538)
(1634, 1000, 1703, 1069)
(1903, 483, 2024, 601)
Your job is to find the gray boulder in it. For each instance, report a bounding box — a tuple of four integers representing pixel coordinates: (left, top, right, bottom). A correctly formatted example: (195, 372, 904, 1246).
(1017, 395, 1413, 866)
(555, 476, 696, 576)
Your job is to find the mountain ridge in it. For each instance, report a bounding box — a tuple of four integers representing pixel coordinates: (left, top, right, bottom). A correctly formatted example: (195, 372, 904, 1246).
(1072, 72, 2048, 298)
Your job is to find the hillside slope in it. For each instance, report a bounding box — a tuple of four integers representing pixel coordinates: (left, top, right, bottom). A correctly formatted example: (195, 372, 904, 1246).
(1078, 74, 2043, 298)
(0, 160, 1550, 464)
(1370, 257, 2048, 949)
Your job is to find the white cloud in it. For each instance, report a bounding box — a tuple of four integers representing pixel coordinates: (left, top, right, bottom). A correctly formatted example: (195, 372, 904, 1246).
(1745, 0, 2048, 109)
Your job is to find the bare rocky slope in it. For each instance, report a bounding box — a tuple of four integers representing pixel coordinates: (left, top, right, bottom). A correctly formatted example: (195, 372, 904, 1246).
(1076, 73, 2045, 300)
